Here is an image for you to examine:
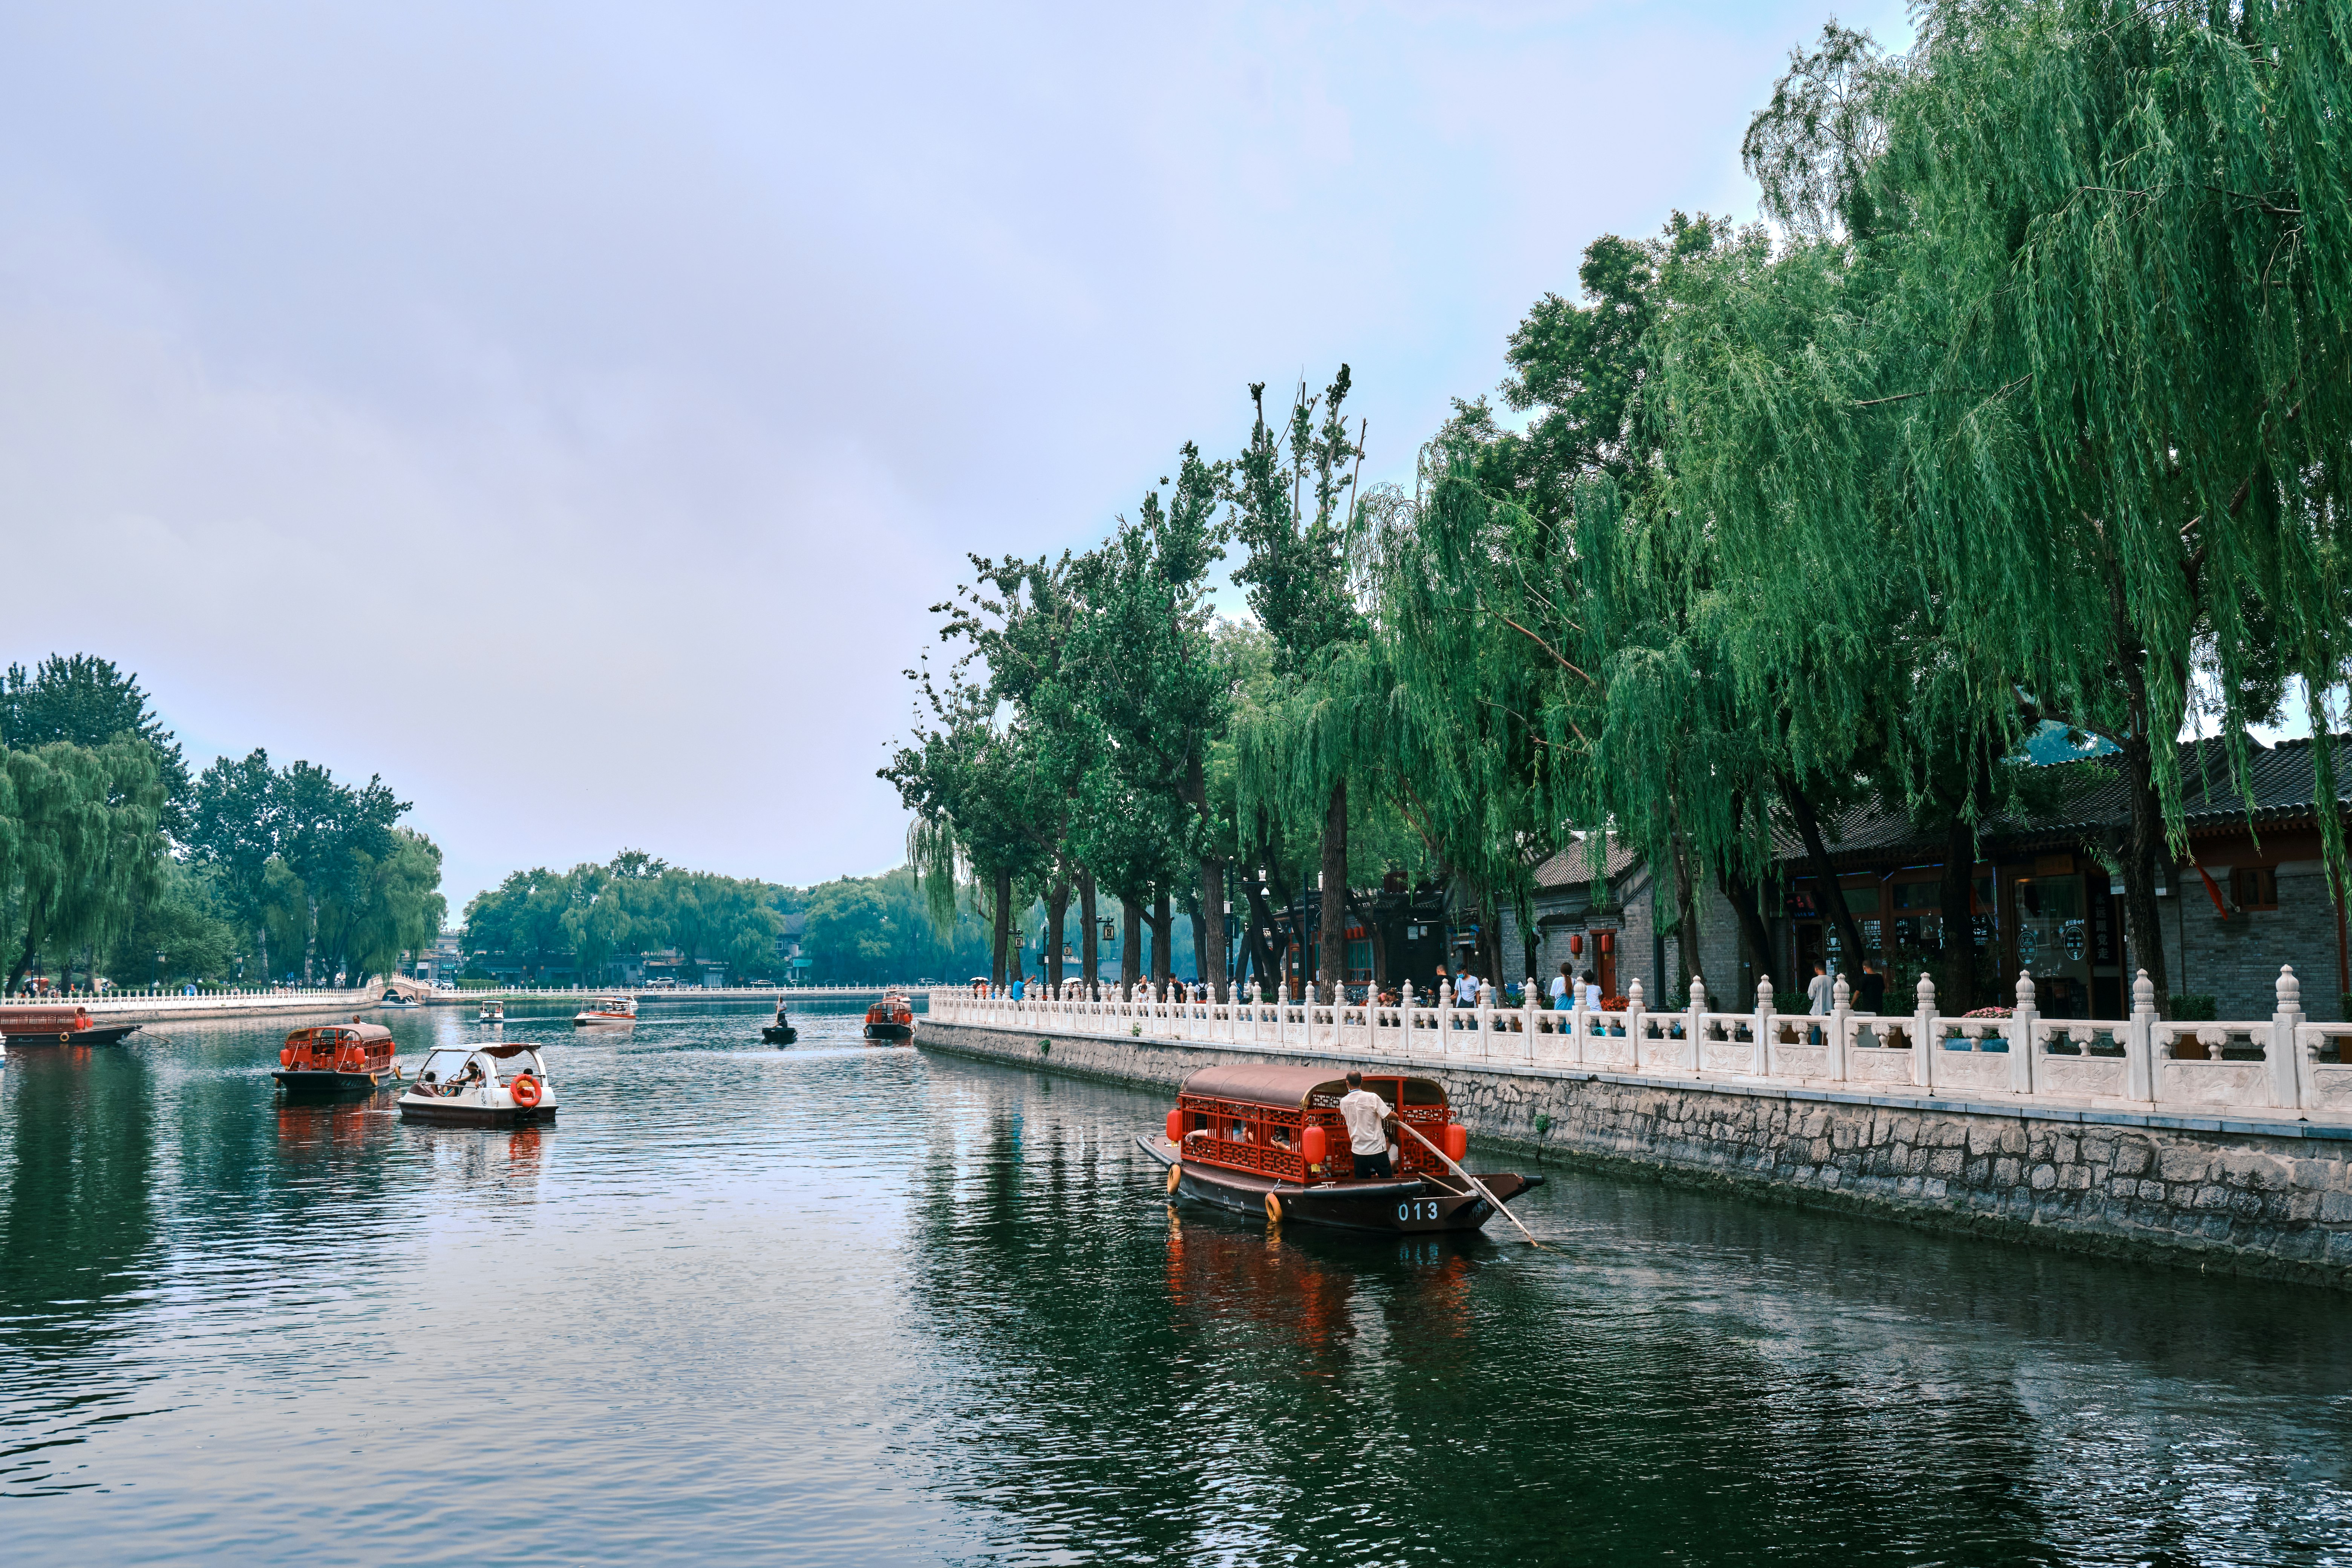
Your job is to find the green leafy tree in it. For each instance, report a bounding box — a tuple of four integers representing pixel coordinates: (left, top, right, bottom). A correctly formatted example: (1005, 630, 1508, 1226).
(0, 738, 165, 992)
(1228, 368, 1371, 998)
(0, 654, 190, 835)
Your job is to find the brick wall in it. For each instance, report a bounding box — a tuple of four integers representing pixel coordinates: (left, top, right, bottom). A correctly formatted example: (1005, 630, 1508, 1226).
(2159, 857, 2347, 1021)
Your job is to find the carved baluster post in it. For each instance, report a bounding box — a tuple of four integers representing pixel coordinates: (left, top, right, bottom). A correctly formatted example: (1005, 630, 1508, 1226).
(1825, 972, 1848, 1082)
(1522, 975, 1538, 1060)
(1685, 976, 1706, 1074)
(1913, 972, 1938, 1090)
(2010, 970, 2039, 1095)
(1755, 975, 1778, 1077)
(2273, 964, 2307, 1110)
(1476, 981, 1496, 1059)
(1569, 980, 1586, 1067)
(1623, 977, 1644, 1069)
(2125, 969, 2156, 1102)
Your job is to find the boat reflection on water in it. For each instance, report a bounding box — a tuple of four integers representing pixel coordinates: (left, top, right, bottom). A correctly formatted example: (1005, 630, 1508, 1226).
(1161, 1201, 1483, 1355)
(273, 1096, 388, 1158)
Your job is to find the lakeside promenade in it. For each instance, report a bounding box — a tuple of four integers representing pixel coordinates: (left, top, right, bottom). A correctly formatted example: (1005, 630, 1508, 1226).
(924, 968, 2352, 1288)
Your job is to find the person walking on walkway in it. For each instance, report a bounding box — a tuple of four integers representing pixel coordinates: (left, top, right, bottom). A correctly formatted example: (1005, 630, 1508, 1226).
(1806, 961, 1833, 1015)
(1854, 959, 1886, 1015)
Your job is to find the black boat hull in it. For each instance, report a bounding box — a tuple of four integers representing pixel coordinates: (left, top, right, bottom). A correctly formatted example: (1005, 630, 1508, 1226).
(397, 1100, 557, 1127)
(3, 1025, 143, 1048)
(1133, 1134, 1539, 1234)
(862, 1024, 912, 1042)
(273, 1069, 392, 1094)
(762, 1025, 798, 1044)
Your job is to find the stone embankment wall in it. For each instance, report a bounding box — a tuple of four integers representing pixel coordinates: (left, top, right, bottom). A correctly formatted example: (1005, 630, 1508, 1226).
(919, 1018, 2352, 1290)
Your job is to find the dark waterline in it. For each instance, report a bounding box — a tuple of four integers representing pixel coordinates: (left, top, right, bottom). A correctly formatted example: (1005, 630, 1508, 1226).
(5, 1000, 2352, 1565)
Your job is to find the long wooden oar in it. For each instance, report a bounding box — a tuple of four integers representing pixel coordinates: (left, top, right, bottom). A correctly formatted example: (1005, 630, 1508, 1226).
(1398, 1119, 1548, 1250)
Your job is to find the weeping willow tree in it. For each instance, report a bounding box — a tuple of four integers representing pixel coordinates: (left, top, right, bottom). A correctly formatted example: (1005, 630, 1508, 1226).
(0, 738, 165, 992)
(1664, 0, 2352, 1015)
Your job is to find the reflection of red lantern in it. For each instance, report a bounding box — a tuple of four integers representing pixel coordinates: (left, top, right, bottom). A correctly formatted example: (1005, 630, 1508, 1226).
(1569, 934, 1583, 956)
(1598, 931, 1614, 953)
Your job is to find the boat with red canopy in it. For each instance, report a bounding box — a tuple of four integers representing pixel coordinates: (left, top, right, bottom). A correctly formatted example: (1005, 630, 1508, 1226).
(862, 992, 913, 1043)
(1134, 1064, 1542, 1234)
(0, 1005, 141, 1047)
(273, 1019, 397, 1093)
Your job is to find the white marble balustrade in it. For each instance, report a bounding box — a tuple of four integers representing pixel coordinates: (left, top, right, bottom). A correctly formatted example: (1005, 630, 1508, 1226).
(928, 965, 2352, 1120)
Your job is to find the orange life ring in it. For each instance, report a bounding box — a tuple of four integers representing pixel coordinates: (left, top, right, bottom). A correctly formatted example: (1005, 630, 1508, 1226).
(510, 1075, 542, 1108)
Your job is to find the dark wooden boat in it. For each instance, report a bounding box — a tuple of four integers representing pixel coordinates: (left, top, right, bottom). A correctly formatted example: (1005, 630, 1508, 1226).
(762, 1005, 798, 1044)
(1135, 1065, 1541, 1235)
(862, 994, 913, 1043)
(0, 1005, 142, 1047)
(273, 1019, 397, 1093)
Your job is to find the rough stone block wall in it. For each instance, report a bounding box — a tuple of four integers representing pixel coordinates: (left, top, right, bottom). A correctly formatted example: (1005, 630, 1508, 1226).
(2159, 858, 2347, 1021)
(921, 1019, 2352, 1289)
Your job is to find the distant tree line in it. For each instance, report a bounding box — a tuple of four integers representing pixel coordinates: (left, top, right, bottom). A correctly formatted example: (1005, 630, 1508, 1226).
(457, 853, 1188, 986)
(888, 0, 2352, 1015)
(463, 851, 789, 985)
(0, 653, 444, 990)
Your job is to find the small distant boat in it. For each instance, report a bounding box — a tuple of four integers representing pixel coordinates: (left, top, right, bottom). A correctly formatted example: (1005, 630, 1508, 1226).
(1136, 1066, 1542, 1234)
(761, 1001, 797, 1045)
(479, 999, 506, 1024)
(862, 993, 913, 1043)
(397, 1042, 557, 1126)
(573, 995, 638, 1027)
(273, 1018, 397, 1093)
(0, 1005, 142, 1047)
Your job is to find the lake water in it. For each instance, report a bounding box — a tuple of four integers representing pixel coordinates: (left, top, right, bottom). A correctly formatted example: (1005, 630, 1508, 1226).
(5, 998, 2352, 1565)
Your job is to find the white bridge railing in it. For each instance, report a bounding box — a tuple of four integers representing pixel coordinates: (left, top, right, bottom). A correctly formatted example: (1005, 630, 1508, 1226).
(929, 967, 2352, 1121)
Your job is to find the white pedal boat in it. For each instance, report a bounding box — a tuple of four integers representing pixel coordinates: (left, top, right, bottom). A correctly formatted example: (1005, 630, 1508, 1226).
(572, 995, 637, 1027)
(397, 1043, 557, 1126)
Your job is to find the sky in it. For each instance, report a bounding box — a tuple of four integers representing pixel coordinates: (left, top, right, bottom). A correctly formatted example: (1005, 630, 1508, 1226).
(0, 0, 1914, 912)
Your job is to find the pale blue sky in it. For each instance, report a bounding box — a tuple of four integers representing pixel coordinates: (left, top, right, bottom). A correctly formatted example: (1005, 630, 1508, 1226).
(0, 1, 1912, 909)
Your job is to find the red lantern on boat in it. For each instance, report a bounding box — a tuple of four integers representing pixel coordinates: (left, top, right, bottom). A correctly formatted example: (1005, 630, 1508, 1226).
(1166, 1109, 1184, 1143)
(1443, 1124, 1469, 1163)
(1302, 1125, 1328, 1167)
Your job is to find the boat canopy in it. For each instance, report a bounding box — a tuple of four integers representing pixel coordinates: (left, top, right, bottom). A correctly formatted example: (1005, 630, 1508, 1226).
(289, 1021, 394, 1044)
(1177, 1064, 1446, 1108)
(483, 1041, 541, 1059)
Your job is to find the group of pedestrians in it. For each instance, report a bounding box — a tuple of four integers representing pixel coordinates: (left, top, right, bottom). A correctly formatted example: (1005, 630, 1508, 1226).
(1545, 965, 1604, 1010)
(1805, 957, 1888, 1015)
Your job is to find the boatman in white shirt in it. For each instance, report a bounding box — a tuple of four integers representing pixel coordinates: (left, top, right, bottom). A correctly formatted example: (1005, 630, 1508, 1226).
(1337, 1069, 1400, 1179)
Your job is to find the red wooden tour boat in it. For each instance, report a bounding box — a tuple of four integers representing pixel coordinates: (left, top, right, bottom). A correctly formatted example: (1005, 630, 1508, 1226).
(1135, 1065, 1542, 1234)
(273, 1019, 397, 1093)
(0, 1006, 142, 1047)
(863, 992, 913, 1043)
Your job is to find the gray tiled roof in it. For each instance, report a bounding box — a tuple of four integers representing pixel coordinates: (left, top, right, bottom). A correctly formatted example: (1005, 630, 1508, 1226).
(1527, 735, 2350, 890)
(1803, 735, 2352, 868)
(1528, 834, 1644, 893)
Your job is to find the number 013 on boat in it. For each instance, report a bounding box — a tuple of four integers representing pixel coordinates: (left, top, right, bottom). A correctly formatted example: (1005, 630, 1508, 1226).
(1135, 1066, 1541, 1234)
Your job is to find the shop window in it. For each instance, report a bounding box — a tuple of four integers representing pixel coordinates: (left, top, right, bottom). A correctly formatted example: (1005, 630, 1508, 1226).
(2230, 865, 2278, 912)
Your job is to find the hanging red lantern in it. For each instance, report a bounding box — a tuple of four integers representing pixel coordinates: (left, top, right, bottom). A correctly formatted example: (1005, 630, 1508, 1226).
(1569, 934, 1583, 956)
(1598, 931, 1615, 953)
